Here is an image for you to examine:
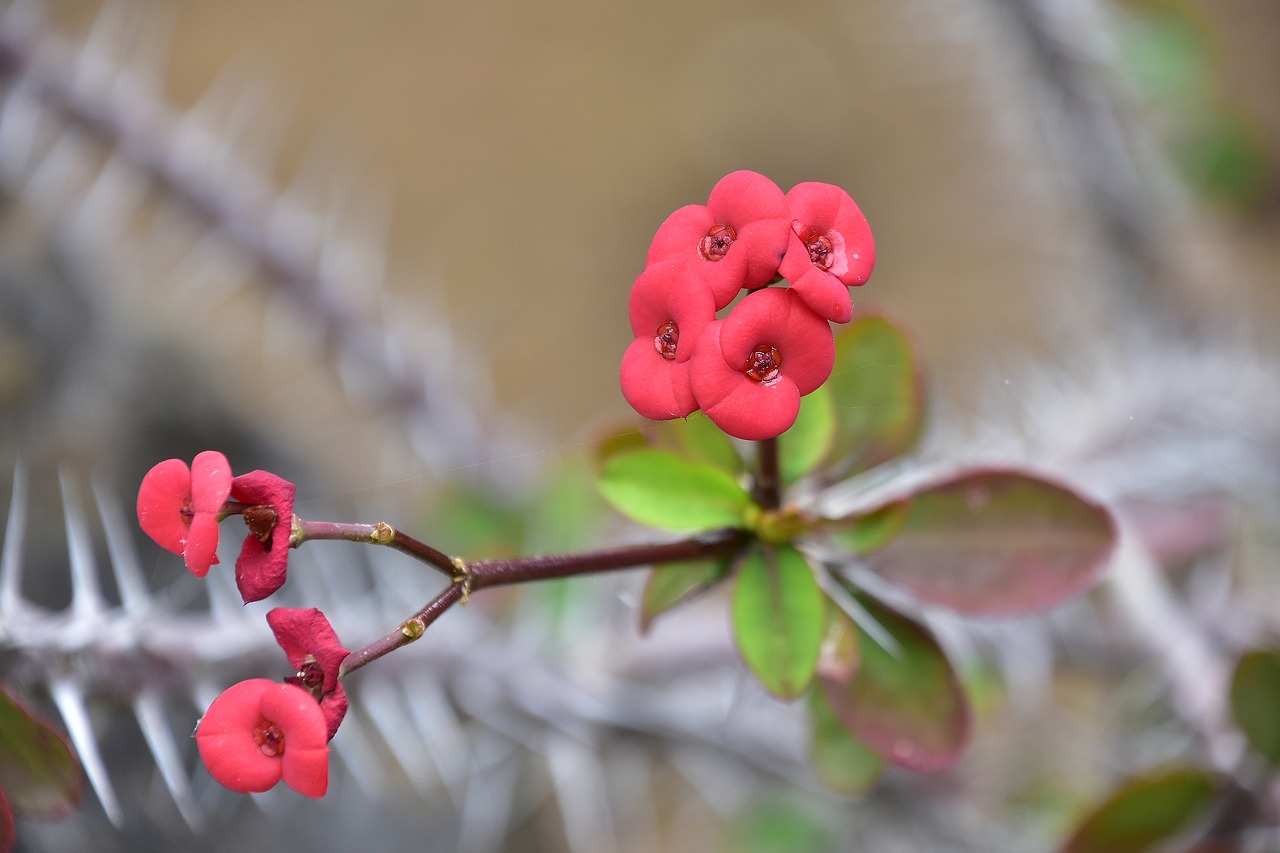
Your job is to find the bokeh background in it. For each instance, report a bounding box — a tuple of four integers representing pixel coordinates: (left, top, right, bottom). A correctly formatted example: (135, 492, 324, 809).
(2, 0, 1278, 850)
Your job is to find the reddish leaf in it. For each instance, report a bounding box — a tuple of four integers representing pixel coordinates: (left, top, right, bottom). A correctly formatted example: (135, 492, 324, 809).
(0, 787, 12, 853)
(820, 592, 970, 772)
(809, 688, 883, 796)
(0, 684, 81, 817)
(1059, 767, 1219, 853)
(855, 469, 1115, 615)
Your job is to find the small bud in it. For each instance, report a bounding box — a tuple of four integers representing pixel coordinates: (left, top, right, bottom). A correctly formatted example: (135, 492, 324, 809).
(400, 618, 426, 640)
(371, 522, 394, 545)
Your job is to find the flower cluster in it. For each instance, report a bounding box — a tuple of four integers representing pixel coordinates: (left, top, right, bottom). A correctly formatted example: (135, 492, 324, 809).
(620, 171, 874, 440)
(136, 452, 296, 604)
(193, 608, 348, 798)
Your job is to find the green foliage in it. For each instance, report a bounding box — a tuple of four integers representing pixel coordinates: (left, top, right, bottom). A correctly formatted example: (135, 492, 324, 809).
(846, 469, 1115, 615)
(724, 798, 835, 853)
(1230, 648, 1280, 763)
(819, 591, 970, 772)
(808, 687, 883, 796)
(1058, 767, 1219, 853)
(656, 412, 744, 475)
(0, 684, 81, 818)
(598, 449, 752, 531)
(824, 313, 924, 476)
(639, 558, 733, 633)
(731, 546, 825, 699)
(777, 385, 835, 485)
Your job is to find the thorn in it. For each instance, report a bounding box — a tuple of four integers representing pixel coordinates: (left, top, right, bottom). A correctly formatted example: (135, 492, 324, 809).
(0, 459, 29, 615)
(60, 470, 106, 620)
(133, 689, 203, 831)
(91, 475, 153, 615)
(51, 679, 124, 827)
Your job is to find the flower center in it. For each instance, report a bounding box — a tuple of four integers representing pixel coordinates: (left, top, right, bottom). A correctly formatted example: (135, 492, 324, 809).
(298, 659, 325, 693)
(253, 718, 285, 757)
(794, 223, 834, 270)
(743, 345, 782, 384)
(653, 321, 679, 361)
(698, 224, 737, 262)
(179, 497, 194, 523)
(243, 505, 279, 549)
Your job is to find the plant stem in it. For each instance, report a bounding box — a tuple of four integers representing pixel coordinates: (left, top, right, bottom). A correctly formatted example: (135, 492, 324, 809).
(340, 527, 750, 677)
(294, 519, 455, 578)
(754, 437, 781, 510)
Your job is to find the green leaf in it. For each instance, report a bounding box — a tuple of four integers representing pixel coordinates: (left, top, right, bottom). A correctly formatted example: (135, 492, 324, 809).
(639, 558, 733, 633)
(1230, 648, 1280, 763)
(598, 449, 753, 531)
(1059, 767, 1219, 853)
(857, 469, 1115, 615)
(592, 422, 650, 473)
(778, 385, 835, 485)
(731, 546, 825, 699)
(809, 687, 883, 796)
(657, 412, 744, 475)
(0, 684, 81, 817)
(825, 312, 924, 476)
(826, 498, 911, 556)
(820, 591, 970, 772)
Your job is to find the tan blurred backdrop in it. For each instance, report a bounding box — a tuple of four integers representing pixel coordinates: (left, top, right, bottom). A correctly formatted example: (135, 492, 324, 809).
(40, 0, 1280, 454)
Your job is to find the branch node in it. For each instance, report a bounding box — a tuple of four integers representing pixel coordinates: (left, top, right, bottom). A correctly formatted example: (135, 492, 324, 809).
(451, 556, 472, 606)
(400, 617, 426, 640)
(371, 522, 395, 545)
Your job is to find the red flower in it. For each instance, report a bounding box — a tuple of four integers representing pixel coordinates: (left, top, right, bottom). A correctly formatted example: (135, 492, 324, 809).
(136, 451, 232, 577)
(779, 182, 875, 323)
(689, 288, 835, 440)
(267, 608, 350, 741)
(195, 679, 329, 798)
(229, 470, 296, 604)
(645, 171, 790, 308)
(620, 260, 716, 420)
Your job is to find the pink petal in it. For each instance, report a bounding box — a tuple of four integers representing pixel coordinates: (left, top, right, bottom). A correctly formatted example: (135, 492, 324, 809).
(235, 535, 290, 604)
(627, 261, 716, 362)
(706, 172, 790, 290)
(788, 266, 853, 324)
(190, 451, 232, 515)
(832, 191, 875, 286)
(688, 323, 802, 441)
(195, 680, 283, 794)
(718, 289, 835, 396)
(183, 513, 221, 578)
(230, 471, 297, 604)
(786, 182, 845, 232)
(645, 202, 753, 308)
(258, 683, 330, 798)
(137, 459, 192, 556)
(267, 608, 349, 694)
(620, 337, 698, 420)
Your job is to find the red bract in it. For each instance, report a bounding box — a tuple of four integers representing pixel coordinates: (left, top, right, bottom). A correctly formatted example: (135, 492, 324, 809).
(267, 608, 350, 740)
(229, 470, 296, 604)
(689, 288, 835, 440)
(136, 451, 232, 577)
(195, 679, 329, 798)
(779, 182, 875, 324)
(620, 260, 716, 420)
(646, 170, 790, 308)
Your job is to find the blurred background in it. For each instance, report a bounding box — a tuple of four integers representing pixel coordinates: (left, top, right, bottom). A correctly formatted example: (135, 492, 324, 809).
(1, 0, 1278, 850)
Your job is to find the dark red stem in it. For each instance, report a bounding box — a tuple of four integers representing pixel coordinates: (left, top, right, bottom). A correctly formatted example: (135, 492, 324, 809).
(340, 527, 749, 677)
